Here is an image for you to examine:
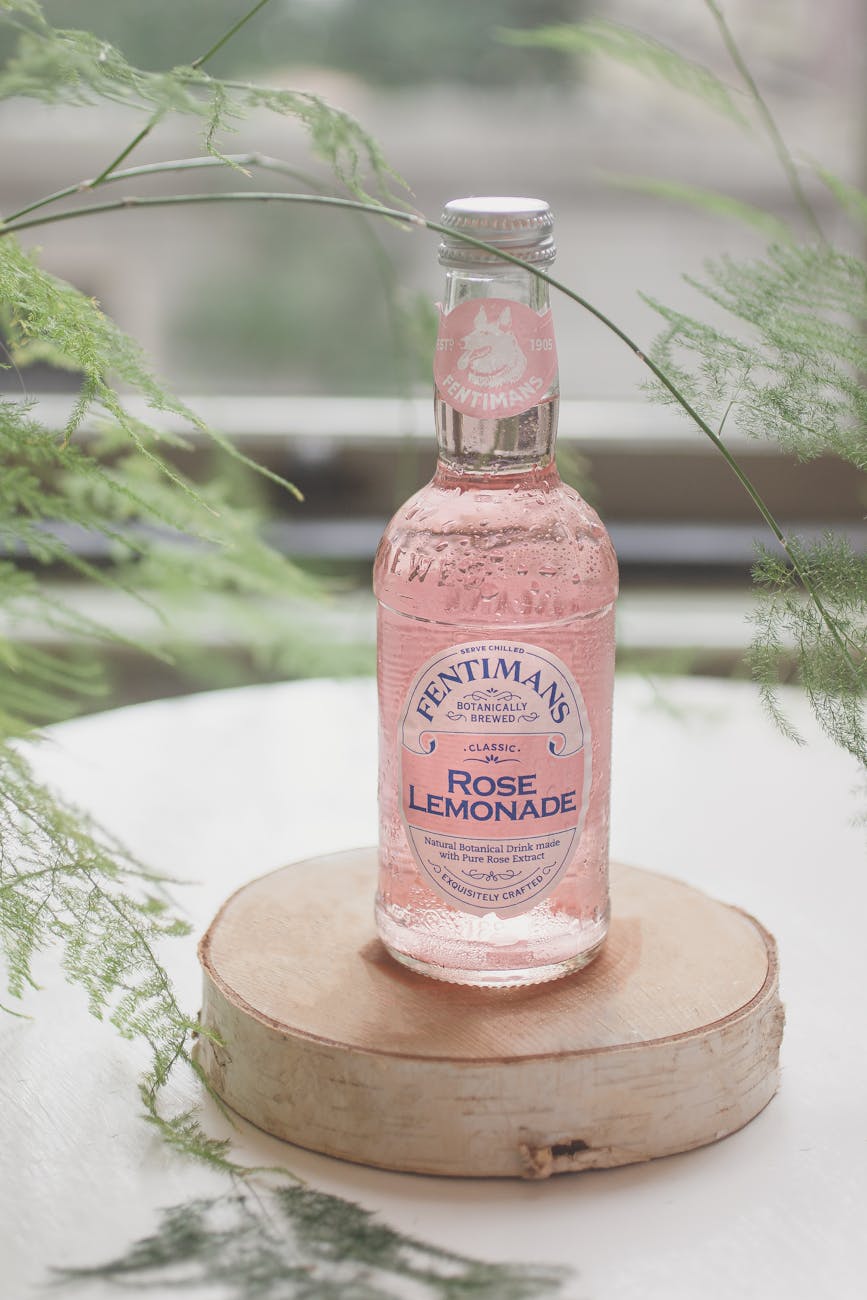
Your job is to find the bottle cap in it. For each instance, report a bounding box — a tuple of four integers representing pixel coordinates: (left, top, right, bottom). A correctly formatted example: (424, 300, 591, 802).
(438, 196, 556, 267)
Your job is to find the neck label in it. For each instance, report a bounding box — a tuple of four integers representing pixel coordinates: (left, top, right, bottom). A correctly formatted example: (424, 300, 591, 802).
(434, 298, 558, 418)
(398, 639, 591, 917)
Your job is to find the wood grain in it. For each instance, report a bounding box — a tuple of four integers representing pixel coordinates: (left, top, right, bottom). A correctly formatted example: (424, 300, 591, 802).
(195, 849, 783, 1178)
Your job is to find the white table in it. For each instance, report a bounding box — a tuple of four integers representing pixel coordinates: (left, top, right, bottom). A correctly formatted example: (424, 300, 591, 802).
(3, 676, 865, 1299)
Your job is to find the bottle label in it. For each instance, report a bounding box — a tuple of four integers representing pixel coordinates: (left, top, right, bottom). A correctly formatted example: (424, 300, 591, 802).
(434, 298, 558, 419)
(398, 640, 591, 917)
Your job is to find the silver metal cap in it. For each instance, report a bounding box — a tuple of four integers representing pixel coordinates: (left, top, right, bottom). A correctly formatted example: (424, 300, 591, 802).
(438, 196, 556, 267)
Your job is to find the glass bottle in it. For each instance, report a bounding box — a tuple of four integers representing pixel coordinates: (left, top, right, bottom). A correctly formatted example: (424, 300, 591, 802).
(374, 197, 618, 987)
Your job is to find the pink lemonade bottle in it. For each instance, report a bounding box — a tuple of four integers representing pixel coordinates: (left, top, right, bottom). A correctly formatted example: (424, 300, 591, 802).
(374, 197, 618, 986)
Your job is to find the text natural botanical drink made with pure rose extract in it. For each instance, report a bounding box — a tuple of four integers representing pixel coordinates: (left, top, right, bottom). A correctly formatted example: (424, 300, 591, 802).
(375, 197, 618, 986)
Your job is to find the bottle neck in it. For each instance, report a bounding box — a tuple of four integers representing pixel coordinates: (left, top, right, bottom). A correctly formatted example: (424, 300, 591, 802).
(434, 263, 559, 477)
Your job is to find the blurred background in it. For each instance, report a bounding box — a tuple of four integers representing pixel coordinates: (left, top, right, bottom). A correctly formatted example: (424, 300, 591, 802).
(1, 0, 865, 707)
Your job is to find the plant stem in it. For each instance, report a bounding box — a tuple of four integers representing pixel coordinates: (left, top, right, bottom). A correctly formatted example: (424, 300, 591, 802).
(88, 115, 165, 189)
(4, 152, 419, 456)
(190, 0, 274, 70)
(704, 0, 824, 241)
(1, 187, 856, 678)
(4, 154, 325, 225)
(20, 0, 277, 213)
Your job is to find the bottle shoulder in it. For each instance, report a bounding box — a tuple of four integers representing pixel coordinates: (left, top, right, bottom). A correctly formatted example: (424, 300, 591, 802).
(379, 474, 610, 538)
(374, 474, 618, 623)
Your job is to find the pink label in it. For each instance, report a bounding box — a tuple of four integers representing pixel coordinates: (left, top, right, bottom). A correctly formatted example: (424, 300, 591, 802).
(434, 298, 558, 418)
(398, 641, 591, 917)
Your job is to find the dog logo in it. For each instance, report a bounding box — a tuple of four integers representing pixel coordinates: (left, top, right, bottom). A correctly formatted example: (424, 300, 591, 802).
(456, 305, 528, 388)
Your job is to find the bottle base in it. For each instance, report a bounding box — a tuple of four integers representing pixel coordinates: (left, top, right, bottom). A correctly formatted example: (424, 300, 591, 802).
(379, 931, 607, 989)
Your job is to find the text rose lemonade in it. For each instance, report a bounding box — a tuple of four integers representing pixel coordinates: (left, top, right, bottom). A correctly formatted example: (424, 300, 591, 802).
(375, 197, 618, 986)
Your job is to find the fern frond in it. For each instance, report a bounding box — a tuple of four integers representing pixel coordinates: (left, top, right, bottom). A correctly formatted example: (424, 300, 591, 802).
(57, 1185, 569, 1299)
(0, 738, 260, 1180)
(0, 0, 47, 30)
(645, 244, 867, 469)
(604, 174, 792, 241)
(0, 238, 200, 431)
(141, 1101, 237, 1173)
(500, 19, 749, 125)
(0, 232, 318, 731)
(748, 536, 866, 764)
(815, 168, 867, 228)
(0, 17, 404, 202)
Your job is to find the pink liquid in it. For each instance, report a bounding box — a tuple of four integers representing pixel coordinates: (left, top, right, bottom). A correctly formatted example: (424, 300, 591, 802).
(374, 396, 618, 986)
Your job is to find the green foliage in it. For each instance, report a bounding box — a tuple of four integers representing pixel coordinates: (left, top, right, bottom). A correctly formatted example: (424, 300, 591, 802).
(1, 0, 584, 89)
(171, 208, 423, 394)
(0, 236, 318, 690)
(1, 234, 200, 451)
(0, 5, 568, 1289)
(0, 0, 402, 200)
(0, 0, 362, 1177)
(816, 168, 867, 228)
(602, 175, 793, 242)
(644, 245, 867, 470)
(501, 18, 749, 124)
(636, 226, 867, 767)
(513, 3, 865, 768)
(749, 536, 866, 760)
(289, 0, 581, 90)
(0, 0, 864, 1289)
(0, 743, 198, 1109)
(57, 1186, 568, 1299)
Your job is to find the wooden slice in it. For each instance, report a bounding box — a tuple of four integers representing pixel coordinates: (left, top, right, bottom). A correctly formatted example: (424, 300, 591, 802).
(195, 849, 783, 1179)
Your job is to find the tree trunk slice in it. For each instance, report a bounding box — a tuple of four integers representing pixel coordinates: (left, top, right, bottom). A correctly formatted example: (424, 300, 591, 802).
(195, 849, 783, 1179)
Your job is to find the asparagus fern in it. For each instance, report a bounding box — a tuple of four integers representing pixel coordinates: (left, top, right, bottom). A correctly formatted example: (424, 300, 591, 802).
(0, 0, 863, 1292)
